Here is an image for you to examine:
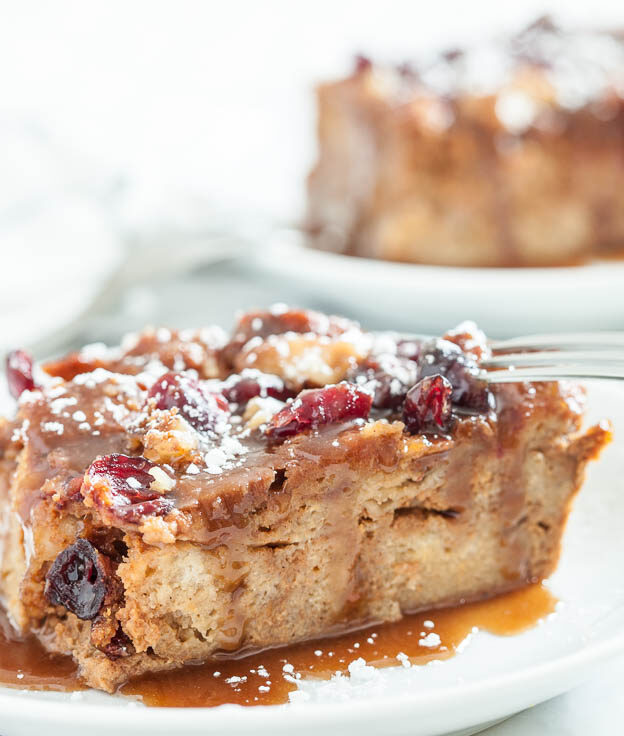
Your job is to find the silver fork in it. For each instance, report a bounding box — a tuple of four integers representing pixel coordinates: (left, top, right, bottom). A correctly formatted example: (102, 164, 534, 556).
(482, 333, 624, 383)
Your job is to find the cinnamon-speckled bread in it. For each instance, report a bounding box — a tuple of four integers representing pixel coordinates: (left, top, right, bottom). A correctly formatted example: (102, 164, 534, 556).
(0, 307, 610, 691)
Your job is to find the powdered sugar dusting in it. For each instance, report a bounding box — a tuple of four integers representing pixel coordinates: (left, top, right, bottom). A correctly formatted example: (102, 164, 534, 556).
(78, 342, 120, 363)
(49, 397, 77, 415)
(11, 418, 30, 443)
(419, 632, 442, 648)
(72, 368, 117, 387)
(41, 421, 64, 435)
(203, 434, 247, 475)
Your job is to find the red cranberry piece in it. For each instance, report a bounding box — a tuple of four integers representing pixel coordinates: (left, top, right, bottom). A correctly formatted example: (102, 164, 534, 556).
(100, 627, 135, 660)
(395, 338, 423, 363)
(403, 375, 453, 434)
(53, 476, 85, 509)
(354, 54, 372, 73)
(265, 383, 372, 441)
(351, 355, 418, 410)
(396, 61, 419, 79)
(83, 454, 173, 523)
(147, 371, 229, 432)
(6, 349, 36, 399)
(44, 539, 109, 620)
(222, 370, 289, 406)
(418, 339, 490, 412)
(442, 47, 465, 63)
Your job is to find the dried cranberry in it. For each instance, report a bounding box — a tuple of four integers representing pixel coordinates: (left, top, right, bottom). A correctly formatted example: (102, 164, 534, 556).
(83, 454, 173, 523)
(44, 539, 109, 620)
(354, 54, 372, 73)
(418, 339, 490, 411)
(350, 355, 418, 410)
(442, 47, 465, 63)
(87, 527, 128, 563)
(52, 476, 85, 510)
(395, 338, 423, 363)
(100, 627, 135, 660)
(147, 371, 229, 432)
(403, 375, 453, 434)
(6, 349, 36, 399)
(222, 370, 289, 406)
(265, 383, 372, 441)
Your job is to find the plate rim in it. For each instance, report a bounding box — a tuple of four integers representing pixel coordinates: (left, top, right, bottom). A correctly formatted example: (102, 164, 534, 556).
(261, 229, 624, 286)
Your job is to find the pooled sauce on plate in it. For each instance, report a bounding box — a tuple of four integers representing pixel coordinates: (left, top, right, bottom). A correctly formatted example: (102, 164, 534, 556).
(0, 609, 83, 691)
(0, 584, 556, 706)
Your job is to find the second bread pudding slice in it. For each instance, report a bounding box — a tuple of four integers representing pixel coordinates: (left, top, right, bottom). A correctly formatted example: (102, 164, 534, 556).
(307, 18, 624, 266)
(0, 308, 610, 691)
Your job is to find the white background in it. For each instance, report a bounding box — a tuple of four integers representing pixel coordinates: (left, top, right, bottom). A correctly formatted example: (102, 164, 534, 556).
(2, 0, 622, 223)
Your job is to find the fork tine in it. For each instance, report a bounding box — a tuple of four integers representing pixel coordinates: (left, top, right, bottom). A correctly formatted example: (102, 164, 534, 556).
(483, 364, 624, 383)
(491, 332, 624, 352)
(393, 330, 624, 383)
(483, 350, 624, 367)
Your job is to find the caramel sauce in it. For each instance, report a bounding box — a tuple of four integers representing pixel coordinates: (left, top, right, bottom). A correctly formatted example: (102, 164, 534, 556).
(122, 584, 555, 707)
(0, 609, 82, 691)
(130, 584, 553, 706)
(0, 584, 555, 706)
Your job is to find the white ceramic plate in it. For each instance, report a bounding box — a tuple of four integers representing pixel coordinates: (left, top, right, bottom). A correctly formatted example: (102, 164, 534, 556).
(252, 231, 624, 338)
(0, 379, 623, 736)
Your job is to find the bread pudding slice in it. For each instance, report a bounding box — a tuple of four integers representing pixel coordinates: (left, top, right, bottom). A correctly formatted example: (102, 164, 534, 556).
(307, 17, 624, 267)
(0, 308, 609, 692)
